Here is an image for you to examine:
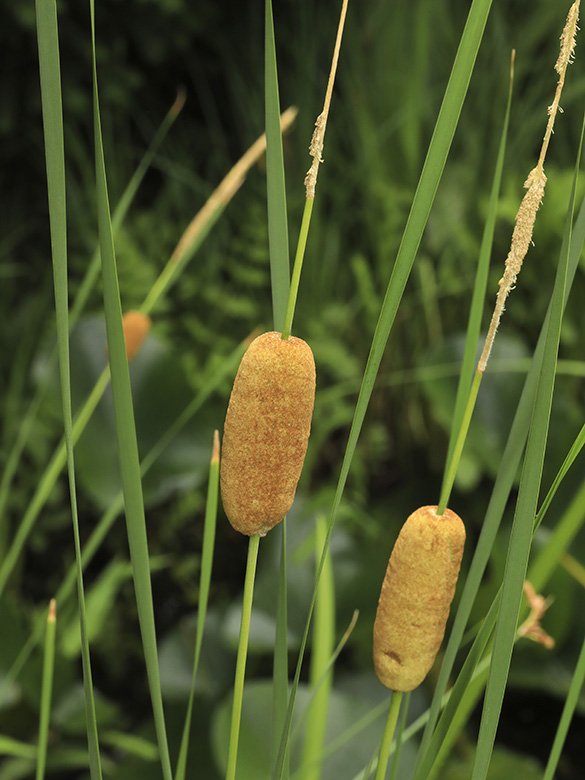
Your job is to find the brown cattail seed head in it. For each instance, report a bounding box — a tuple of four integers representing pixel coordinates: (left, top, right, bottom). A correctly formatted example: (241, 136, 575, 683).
(373, 506, 465, 692)
(220, 331, 316, 537)
(122, 310, 151, 361)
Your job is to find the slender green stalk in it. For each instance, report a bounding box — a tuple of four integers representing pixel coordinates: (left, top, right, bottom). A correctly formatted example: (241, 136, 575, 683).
(374, 693, 403, 780)
(437, 368, 482, 515)
(282, 198, 315, 340)
(265, 0, 290, 331)
(90, 0, 172, 775)
(36, 599, 56, 780)
(0, 368, 109, 599)
(388, 692, 409, 780)
(175, 432, 220, 780)
(300, 516, 335, 780)
(542, 632, 585, 780)
(36, 1, 103, 777)
(272, 520, 290, 779)
(225, 535, 261, 780)
(442, 49, 514, 484)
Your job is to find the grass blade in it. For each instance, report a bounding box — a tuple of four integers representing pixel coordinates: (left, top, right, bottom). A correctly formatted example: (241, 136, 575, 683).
(265, 0, 290, 331)
(265, 3, 292, 775)
(174, 432, 220, 780)
(542, 631, 585, 780)
(225, 536, 261, 780)
(89, 1, 172, 776)
(35, 1, 103, 776)
(299, 516, 335, 780)
(471, 116, 583, 780)
(273, 1, 493, 775)
(35, 600, 56, 780)
(388, 692, 410, 780)
(529, 478, 585, 593)
(272, 520, 290, 778)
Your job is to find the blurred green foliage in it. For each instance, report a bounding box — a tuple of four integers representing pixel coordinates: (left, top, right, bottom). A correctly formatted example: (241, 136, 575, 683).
(2, 0, 585, 778)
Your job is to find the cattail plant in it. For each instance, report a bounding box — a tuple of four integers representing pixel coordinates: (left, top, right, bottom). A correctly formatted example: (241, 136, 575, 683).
(371, 507, 465, 780)
(220, 330, 316, 537)
(373, 506, 466, 693)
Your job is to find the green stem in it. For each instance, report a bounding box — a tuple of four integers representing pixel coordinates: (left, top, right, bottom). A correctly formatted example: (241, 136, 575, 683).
(300, 516, 335, 780)
(437, 368, 483, 515)
(282, 198, 315, 340)
(374, 692, 403, 780)
(0, 367, 110, 599)
(226, 535, 261, 780)
(175, 432, 220, 780)
(36, 599, 56, 780)
(388, 692, 410, 780)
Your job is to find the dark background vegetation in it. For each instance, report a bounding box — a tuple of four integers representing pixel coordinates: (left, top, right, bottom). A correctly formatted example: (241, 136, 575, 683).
(2, 0, 585, 777)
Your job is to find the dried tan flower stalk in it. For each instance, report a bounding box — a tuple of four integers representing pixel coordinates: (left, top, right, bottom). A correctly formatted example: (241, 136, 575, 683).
(304, 0, 349, 198)
(518, 580, 555, 649)
(478, 1, 580, 373)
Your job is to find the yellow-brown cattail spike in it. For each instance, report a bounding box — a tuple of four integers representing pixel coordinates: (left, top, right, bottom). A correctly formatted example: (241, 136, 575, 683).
(373, 506, 465, 692)
(220, 331, 316, 537)
(122, 310, 151, 362)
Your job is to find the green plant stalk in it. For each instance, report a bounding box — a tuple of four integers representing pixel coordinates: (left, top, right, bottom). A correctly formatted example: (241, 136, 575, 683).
(272, 520, 290, 779)
(282, 198, 315, 340)
(300, 516, 335, 780)
(36, 600, 56, 780)
(543, 632, 585, 779)
(71, 91, 184, 326)
(530, 475, 585, 593)
(0, 736, 38, 760)
(90, 0, 173, 775)
(533, 421, 585, 535)
(289, 612, 359, 777)
(265, 0, 290, 332)
(388, 692, 410, 780)
(437, 368, 482, 515)
(140, 204, 227, 316)
(36, 2, 103, 777)
(374, 693, 403, 780)
(442, 49, 514, 485)
(175, 433, 220, 780)
(226, 535, 261, 780)
(0, 368, 109, 599)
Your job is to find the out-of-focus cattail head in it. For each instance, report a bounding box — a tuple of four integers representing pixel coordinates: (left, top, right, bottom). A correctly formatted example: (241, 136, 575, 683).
(122, 310, 151, 362)
(220, 331, 316, 537)
(373, 506, 465, 692)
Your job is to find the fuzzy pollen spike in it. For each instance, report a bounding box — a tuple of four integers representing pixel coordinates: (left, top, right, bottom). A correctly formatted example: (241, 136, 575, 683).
(220, 331, 316, 537)
(373, 506, 465, 692)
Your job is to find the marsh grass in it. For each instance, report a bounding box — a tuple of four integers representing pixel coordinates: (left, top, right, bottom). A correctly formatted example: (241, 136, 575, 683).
(3, 0, 585, 779)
